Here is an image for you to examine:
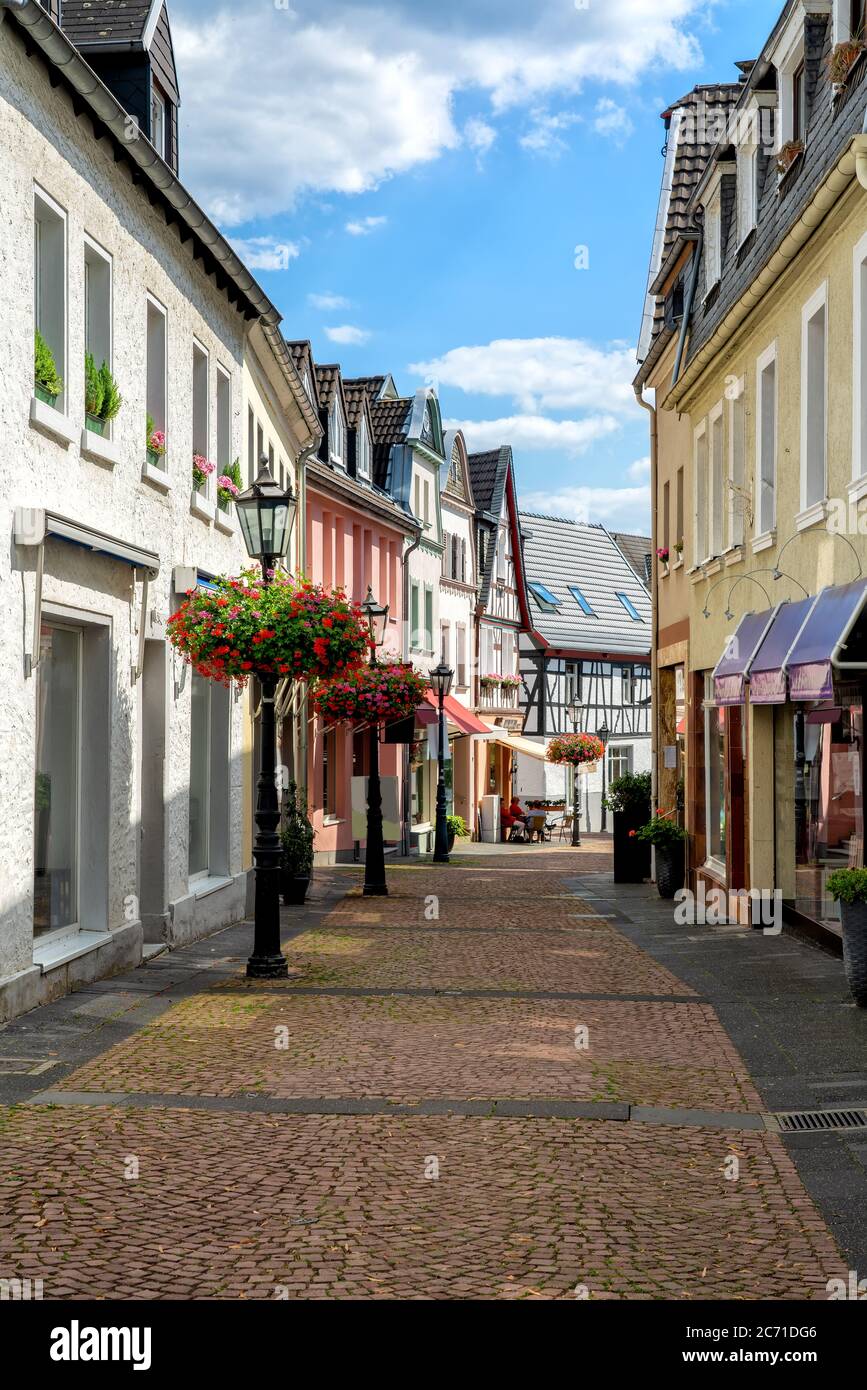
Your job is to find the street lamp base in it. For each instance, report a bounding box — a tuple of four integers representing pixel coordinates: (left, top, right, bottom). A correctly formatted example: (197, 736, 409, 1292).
(363, 883, 389, 897)
(246, 954, 289, 979)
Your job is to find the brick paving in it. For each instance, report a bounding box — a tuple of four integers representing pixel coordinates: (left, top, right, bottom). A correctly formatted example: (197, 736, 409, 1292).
(0, 844, 848, 1299)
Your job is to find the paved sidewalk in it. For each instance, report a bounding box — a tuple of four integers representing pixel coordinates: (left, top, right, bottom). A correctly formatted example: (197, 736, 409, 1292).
(0, 845, 854, 1299)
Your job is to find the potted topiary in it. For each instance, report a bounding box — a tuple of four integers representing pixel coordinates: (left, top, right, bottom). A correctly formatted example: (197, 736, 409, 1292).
(35, 329, 63, 406)
(635, 813, 687, 899)
(825, 868, 867, 1006)
(605, 772, 652, 883)
(85, 353, 123, 435)
(217, 458, 243, 512)
(446, 814, 469, 853)
(279, 783, 314, 905)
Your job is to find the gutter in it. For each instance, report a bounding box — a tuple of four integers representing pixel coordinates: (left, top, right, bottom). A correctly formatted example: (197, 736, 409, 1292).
(633, 383, 659, 880)
(670, 135, 867, 407)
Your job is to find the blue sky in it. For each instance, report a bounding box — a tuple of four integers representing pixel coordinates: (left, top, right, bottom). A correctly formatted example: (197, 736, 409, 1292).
(170, 0, 783, 533)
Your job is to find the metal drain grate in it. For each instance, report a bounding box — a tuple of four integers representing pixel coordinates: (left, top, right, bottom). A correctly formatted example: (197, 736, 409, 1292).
(771, 1108, 867, 1133)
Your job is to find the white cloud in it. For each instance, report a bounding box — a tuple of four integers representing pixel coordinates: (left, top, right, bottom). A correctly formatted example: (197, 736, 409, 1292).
(228, 235, 300, 270)
(464, 117, 496, 157)
(521, 483, 650, 530)
(345, 215, 388, 236)
(627, 455, 651, 481)
(519, 109, 581, 156)
(308, 291, 351, 310)
(593, 97, 635, 143)
(171, 0, 707, 222)
(412, 337, 639, 415)
(325, 324, 372, 345)
(444, 413, 619, 455)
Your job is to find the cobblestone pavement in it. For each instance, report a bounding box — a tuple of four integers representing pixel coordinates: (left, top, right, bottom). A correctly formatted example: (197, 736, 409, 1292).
(0, 845, 848, 1300)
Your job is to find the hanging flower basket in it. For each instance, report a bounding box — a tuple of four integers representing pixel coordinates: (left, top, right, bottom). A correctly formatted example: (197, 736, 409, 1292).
(546, 732, 605, 767)
(167, 570, 369, 687)
(313, 662, 427, 726)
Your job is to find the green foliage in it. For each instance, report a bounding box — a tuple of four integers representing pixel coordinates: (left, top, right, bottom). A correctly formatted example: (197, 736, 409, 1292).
(98, 360, 122, 420)
(635, 815, 687, 850)
(446, 814, 468, 838)
(85, 352, 104, 416)
(604, 771, 651, 815)
(147, 413, 155, 445)
(223, 458, 243, 490)
(280, 783, 314, 877)
(826, 868, 867, 905)
(34, 329, 62, 396)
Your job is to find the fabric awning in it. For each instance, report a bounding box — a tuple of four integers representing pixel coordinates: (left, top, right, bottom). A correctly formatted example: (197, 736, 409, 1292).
(746, 597, 815, 705)
(479, 722, 547, 761)
(712, 609, 777, 705)
(785, 580, 867, 700)
(417, 692, 492, 736)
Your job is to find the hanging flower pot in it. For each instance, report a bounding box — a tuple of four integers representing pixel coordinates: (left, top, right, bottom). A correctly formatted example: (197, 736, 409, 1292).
(828, 39, 865, 90)
(546, 732, 605, 767)
(167, 569, 369, 687)
(313, 662, 428, 726)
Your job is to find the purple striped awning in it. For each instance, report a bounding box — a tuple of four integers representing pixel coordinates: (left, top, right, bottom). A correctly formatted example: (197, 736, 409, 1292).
(746, 597, 814, 705)
(712, 609, 776, 706)
(785, 581, 867, 702)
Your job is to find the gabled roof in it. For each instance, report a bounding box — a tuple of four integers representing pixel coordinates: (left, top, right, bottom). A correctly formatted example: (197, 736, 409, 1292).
(467, 447, 509, 519)
(314, 363, 344, 412)
(285, 340, 319, 410)
(61, 0, 161, 48)
(344, 374, 398, 402)
(342, 380, 370, 430)
(519, 513, 651, 657)
(369, 396, 413, 485)
(610, 532, 652, 586)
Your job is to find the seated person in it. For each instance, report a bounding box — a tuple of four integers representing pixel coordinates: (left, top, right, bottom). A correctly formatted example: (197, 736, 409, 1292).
(507, 797, 528, 841)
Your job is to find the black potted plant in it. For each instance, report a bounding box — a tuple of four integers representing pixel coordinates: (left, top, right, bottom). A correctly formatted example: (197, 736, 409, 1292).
(279, 782, 314, 906)
(825, 868, 867, 1007)
(635, 814, 687, 899)
(446, 814, 468, 853)
(605, 772, 651, 883)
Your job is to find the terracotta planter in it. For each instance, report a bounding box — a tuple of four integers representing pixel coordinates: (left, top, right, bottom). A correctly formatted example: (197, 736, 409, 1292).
(840, 900, 867, 1007)
(655, 845, 684, 899)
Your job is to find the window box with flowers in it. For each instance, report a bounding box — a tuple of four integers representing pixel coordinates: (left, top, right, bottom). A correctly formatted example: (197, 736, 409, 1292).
(829, 39, 865, 95)
(656, 545, 670, 574)
(142, 414, 170, 490)
(191, 453, 216, 522)
(499, 674, 521, 691)
(776, 139, 804, 178)
(215, 458, 242, 534)
(479, 674, 501, 690)
(167, 571, 369, 687)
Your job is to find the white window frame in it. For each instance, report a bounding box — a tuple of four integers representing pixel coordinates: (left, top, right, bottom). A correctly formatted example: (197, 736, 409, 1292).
(83, 232, 113, 433)
(704, 187, 722, 297)
(356, 417, 371, 480)
(34, 184, 68, 413)
(736, 142, 758, 247)
(329, 398, 345, 467)
(755, 340, 778, 543)
(151, 86, 167, 161)
(693, 419, 708, 565)
(799, 280, 828, 516)
(145, 291, 168, 449)
(728, 376, 746, 548)
(192, 337, 211, 491)
(709, 400, 725, 558)
(215, 363, 232, 470)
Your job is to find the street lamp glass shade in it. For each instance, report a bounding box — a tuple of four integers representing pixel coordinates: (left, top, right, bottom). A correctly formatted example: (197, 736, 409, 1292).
(597, 723, 610, 744)
(236, 459, 296, 562)
(429, 662, 454, 699)
(567, 696, 583, 727)
(361, 586, 389, 647)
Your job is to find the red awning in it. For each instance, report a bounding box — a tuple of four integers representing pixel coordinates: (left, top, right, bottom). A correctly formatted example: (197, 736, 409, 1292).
(419, 691, 492, 736)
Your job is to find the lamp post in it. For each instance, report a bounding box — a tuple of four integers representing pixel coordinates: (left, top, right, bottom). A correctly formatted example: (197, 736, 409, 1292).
(361, 586, 390, 896)
(235, 457, 297, 979)
(597, 721, 611, 833)
(430, 661, 454, 863)
(567, 694, 583, 847)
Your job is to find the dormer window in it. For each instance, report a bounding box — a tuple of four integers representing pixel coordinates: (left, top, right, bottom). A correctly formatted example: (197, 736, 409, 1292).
(356, 418, 371, 481)
(329, 399, 345, 467)
(704, 187, 722, 296)
(151, 86, 166, 160)
(792, 61, 806, 143)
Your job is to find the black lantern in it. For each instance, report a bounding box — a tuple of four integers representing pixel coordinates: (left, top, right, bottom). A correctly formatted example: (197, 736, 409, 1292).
(567, 695, 583, 847)
(236, 457, 296, 566)
(431, 662, 454, 863)
(361, 586, 389, 652)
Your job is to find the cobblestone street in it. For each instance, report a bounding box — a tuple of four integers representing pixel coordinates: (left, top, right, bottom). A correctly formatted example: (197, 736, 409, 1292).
(0, 843, 857, 1300)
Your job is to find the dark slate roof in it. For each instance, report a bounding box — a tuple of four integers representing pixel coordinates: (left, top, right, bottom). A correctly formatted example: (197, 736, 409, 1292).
(520, 514, 652, 657)
(467, 448, 509, 518)
(61, 0, 154, 46)
(369, 397, 413, 484)
(313, 363, 342, 410)
(610, 532, 652, 586)
(342, 380, 369, 430)
(684, 12, 867, 375)
(345, 375, 387, 402)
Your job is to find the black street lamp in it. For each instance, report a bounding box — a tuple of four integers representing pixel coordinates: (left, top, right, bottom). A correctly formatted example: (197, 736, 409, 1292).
(361, 586, 389, 896)
(597, 720, 611, 833)
(236, 457, 297, 979)
(567, 694, 583, 847)
(430, 661, 454, 863)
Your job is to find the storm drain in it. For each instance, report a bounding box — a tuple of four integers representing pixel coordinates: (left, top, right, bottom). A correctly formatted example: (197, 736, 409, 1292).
(768, 1108, 867, 1133)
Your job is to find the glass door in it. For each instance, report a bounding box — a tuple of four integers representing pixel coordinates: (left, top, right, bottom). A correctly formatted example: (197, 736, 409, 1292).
(33, 624, 81, 937)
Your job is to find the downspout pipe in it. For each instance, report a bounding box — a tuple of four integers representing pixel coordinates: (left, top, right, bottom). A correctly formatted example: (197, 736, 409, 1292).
(671, 226, 703, 388)
(634, 383, 659, 881)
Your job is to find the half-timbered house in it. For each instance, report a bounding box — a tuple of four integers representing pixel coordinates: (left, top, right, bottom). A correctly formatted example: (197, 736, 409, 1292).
(517, 514, 652, 832)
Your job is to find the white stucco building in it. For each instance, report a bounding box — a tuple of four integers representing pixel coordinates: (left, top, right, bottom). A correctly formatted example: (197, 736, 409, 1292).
(0, 0, 315, 1021)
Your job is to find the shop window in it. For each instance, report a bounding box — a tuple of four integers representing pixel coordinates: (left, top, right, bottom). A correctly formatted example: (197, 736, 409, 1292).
(704, 675, 726, 868)
(34, 187, 67, 410)
(792, 690, 864, 926)
(33, 625, 81, 935)
(146, 294, 167, 442)
(413, 760, 428, 825)
(756, 343, 777, 536)
(800, 284, 827, 512)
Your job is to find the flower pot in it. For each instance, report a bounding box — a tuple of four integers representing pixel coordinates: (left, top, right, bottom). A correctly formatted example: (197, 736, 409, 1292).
(35, 384, 58, 407)
(840, 900, 867, 1007)
(147, 448, 164, 468)
(86, 413, 107, 436)
(655, 845, 684, 899)
(447, 828, 456, 853)
(613, 809, 651, 884)
(281, 871, 310, 906)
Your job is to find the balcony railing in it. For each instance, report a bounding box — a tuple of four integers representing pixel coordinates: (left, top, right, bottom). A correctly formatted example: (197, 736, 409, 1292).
(479, 682, 520, 710)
